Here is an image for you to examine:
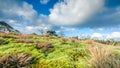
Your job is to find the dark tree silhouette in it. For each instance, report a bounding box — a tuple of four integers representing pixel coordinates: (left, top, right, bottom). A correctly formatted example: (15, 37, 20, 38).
(47, 30, 58, 36)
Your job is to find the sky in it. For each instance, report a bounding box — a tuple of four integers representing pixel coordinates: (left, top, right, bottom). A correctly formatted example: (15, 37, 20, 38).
(0, 0, 120, 40)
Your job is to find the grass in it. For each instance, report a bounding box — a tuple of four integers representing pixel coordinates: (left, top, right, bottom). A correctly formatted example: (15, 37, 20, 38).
(0, 53, 33, 68)
(0, 32, 120, 68)
(87, 44, 120, 68)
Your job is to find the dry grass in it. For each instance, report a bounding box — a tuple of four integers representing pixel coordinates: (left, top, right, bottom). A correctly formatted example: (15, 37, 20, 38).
(71, 38, 81, 44)
(44, 33, 50, 37)
(49, 36, 58, 39)
(36, 42, 54, 52)
(15, 39, 34, 43)
(18, 34, 33, 39)
(87, 44, 120, 68)
(0, 32, 18, 39)
(0, 53, 33, 68)
(8, 32, 18, 35)
(85, 39, 95, 44)
(61, 38, 68, 44)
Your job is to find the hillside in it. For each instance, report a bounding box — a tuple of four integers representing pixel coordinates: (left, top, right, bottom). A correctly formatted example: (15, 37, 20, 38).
(0, 32, 120, 68)
(0, 21, 20, 33)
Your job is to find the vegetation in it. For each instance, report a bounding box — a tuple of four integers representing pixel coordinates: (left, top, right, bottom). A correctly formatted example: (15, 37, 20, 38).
(0, 53, 33, 68)
(0, 32, 120, 68)
(87, 44, 120, 68)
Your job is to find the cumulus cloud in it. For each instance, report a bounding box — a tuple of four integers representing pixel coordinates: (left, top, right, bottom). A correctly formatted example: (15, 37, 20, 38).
(49, 0, 104, 25)
(0, 1, 37, 22)
(0, 0, 53, 33)
(40, 0, 50, 4)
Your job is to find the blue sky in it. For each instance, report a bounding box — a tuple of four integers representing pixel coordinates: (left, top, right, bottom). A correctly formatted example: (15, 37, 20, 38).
(22, 0, 59, 15)
(0, 0, 120, 40)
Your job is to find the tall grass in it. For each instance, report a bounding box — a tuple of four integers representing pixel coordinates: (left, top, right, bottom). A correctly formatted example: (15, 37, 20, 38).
(87, 45, 120, 68)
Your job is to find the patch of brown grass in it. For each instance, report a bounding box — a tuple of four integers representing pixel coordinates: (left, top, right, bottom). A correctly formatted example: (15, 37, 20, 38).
(49, 36, 58, 39)
(36, 42, 54, 52)
(15, 39, 34, 43)
(8, 32, 18, 35)
(71, 38, 81, 44)
(85, 39, 95, 44)
(18, 34, 33, 39)
(0, 53, 33, 68)
(44, 33, 50, 37)
(61, 38, 68, 44)
(0, 33, 18, 39)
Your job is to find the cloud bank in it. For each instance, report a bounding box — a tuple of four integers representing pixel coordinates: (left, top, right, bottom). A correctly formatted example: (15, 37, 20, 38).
(49, 0, 104, 25)
(91, 32, 120, 40)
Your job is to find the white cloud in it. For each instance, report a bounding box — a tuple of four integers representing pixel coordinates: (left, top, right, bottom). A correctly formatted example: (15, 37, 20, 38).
(25, 24, 52, 34)
(0, 0, 53, 33)
(92, 33, 103, 38)
(8, 20, 17, 24)
(8, 19, 22, 26)
(40, 0, 50, 4)
(15, 2, 37, 22)
(0, 1, 38, 23)
(107, 32, 120, 39)
(91, 32, 120, 40)
(49, 0, 104, 26)
(98, 28, 104, 31)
